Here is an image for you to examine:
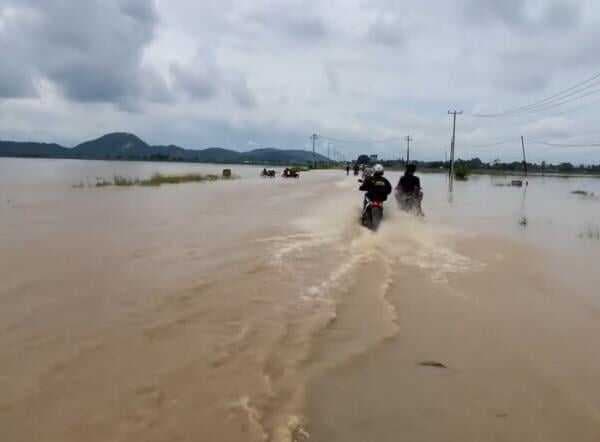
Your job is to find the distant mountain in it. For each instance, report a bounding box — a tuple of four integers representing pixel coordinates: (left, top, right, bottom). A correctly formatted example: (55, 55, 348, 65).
(73, 132, 149, 158)
(0, 132, 330, 165)
(0, 141, 72, 158)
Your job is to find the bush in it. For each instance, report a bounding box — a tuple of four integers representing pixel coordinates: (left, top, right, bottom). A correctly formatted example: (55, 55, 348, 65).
(454, 164, 470, 180)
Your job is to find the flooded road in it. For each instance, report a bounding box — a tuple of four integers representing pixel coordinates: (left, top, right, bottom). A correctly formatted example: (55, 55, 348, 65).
(1, 158, 600, 441)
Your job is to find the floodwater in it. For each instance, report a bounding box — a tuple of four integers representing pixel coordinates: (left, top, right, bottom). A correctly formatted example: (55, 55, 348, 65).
(1, 158, 600, 442)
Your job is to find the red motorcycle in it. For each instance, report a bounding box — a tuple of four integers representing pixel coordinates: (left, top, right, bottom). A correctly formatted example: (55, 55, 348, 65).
(361, 197, 384, 231)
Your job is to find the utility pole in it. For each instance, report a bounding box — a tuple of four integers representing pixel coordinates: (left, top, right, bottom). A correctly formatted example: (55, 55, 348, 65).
(405, 135, 412, 164)
(311, 133, 318, 168)
(520, 135, 528, 179)
(448, 110, 463, 192)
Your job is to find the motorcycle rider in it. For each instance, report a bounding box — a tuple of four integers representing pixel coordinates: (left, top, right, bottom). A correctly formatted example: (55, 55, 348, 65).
(396, 163, 424, 215)
(360, 164, 392, 204)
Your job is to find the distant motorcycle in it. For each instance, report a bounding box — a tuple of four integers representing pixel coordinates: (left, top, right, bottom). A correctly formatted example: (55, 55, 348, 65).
(281, 168, 299, 178)
(261, 169, 276, 178)
(361, 197, 385, 231)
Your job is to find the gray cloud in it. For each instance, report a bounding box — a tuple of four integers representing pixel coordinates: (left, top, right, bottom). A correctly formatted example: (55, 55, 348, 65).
(324, 65, 340, 95)
(543, 2, 581, 28)
(494, 71, 549, 94)
(0, 0, 169, 106)
(462, 0, 581, 31)
(170, 62, 219, 100)
(0, 65, 36, 98)
(367, 15, 405, 47)
(229, 74, 257, 109)
(170, 50, 257, 109)
(247, 6, 328, 42)
(282, 15, 328, 41)
(462, 0, 527, 27)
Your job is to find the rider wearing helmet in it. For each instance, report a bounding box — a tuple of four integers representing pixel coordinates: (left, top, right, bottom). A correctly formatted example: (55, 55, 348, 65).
(359, 164, 392, 202)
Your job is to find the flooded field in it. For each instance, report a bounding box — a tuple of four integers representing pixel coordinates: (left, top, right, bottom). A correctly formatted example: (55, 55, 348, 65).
(1, 158, 600, 442)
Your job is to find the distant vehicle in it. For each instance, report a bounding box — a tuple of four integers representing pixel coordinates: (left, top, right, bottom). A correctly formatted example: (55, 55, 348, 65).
(356, 154, 371, 165)
(281, 168, 299, 178)
(261, 168, 276, 178)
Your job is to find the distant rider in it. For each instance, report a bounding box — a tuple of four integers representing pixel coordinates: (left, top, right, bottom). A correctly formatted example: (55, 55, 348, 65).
(396, 163, 423, 215)
(346, 164, 350, 175)
(359, 164, 392, 203)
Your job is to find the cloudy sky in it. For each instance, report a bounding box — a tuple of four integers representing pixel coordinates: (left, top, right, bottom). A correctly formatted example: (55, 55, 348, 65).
(2, 0, 600, 163)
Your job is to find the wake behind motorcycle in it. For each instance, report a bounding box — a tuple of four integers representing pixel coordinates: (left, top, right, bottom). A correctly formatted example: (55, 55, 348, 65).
(395, 189, 424, 217)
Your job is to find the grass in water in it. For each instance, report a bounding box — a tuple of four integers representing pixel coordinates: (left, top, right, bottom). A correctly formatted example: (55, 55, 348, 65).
(579, 224, 600, 240)
(78, 172, 236, 188)
(140, 173, 222, 186)
(95, 177, 112, 187)
(114, 175, 140, 186)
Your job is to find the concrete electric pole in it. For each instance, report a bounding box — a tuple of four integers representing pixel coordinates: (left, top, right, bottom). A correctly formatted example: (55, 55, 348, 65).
(448, 110, 463, 192)
(311, 133, 318, 168)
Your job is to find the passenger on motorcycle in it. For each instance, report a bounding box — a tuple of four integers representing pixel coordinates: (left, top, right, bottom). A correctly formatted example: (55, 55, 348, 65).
(360, 164, 392, 203)
(396, 163, 424, 215)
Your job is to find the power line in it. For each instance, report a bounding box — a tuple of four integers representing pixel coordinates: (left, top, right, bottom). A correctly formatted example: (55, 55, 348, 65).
(532, 140, 600, 148)
(510, 86, 600, 116)
(319, 133, 405, 146)
(461, 139, 514, 149)
(473, 70, 600, 118)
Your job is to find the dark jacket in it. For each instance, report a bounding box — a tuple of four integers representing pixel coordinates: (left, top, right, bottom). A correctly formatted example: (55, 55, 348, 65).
(360, 175, 392, 201)
(398, 174, 421, 195)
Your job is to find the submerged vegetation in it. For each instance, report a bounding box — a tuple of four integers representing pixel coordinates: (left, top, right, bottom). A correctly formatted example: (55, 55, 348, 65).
(454, 164, 470, 181)
(73, 172, 237, 189)
(571, 190, 598, 199)
(138, 173, 224, 186)
(578, 224, 600, 240)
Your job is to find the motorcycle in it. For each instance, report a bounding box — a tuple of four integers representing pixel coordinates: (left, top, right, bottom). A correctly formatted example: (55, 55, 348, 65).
(361, 197, 385, 231)
(261, 169, 276, 178)
(281, 168, 300, 178)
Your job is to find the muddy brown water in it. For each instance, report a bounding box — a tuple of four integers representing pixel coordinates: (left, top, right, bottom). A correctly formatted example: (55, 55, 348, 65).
(1, 158, 599, 441)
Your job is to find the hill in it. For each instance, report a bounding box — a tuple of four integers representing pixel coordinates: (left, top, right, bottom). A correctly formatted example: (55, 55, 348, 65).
(0, 141, 72, 158)
(73, 133, 149, 159)
(0, 132, 329, 165)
